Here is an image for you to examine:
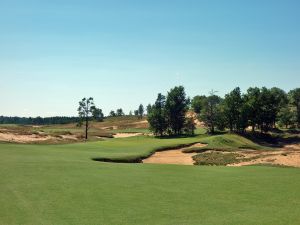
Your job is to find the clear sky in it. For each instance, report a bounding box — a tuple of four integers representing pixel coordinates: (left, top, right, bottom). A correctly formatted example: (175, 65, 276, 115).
(0, 0, 299, 117)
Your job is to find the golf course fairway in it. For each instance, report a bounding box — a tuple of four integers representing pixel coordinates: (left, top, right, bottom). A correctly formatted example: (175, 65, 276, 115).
(1, 136, 300, 225)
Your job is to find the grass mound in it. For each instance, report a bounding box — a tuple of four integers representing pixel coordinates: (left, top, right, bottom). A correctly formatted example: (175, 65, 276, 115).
(184, 134, 269, 153)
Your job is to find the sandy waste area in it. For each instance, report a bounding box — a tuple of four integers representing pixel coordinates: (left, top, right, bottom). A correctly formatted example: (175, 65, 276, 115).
(143, 143, 300, 167)
(228, 144, 300, 167)
(113, 133, 143, 138)
(0, 131, 78, 143)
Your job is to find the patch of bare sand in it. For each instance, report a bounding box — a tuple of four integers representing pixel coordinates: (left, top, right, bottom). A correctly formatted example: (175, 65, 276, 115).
(101, 126, 118, 130)
(0, 132, 51, 143)
(190, 143, 207, 148)
(60, 135, 78, 140)
(284, 144, 300, 150)
(0, 131, 79, 143)
(143, 143, 207, 165)
(113, 133, 143, 138)
(186, 111, 205, 127)
(228, 144, 300, 168)
(132, 120, 148, 125)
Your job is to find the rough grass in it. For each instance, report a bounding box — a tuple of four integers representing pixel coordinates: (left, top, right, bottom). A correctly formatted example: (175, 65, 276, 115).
(1, 136, 300, 224)
(95, 116, 148, 130)
(193, 152, 242, 166)
(0, 116, 149, 143)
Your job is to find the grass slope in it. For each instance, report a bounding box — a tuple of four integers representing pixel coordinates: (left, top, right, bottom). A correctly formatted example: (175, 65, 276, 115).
(184, 134, 271, 153)
(1, 135, 300, 224)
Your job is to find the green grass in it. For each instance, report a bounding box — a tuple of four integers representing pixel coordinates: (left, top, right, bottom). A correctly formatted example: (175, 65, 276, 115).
(1, 135, 300, 224)
(195, 127, 207, 135)
(200, 134, 266, 150)
(184, 134, 271, 153)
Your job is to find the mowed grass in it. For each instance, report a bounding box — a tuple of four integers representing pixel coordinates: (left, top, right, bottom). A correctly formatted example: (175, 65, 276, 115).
(200, 134, 267, 150)
(1, 136, 300, 224)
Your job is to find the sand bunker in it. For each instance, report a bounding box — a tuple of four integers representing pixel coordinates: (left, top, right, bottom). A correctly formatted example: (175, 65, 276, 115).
(0, 131, 79, 143)
(143, 143, 207, 165)
(113, 133, 143, 138)
(142, 150, 197, 165)
(142, 142, 300, 167)
(0, 132, 51, 143)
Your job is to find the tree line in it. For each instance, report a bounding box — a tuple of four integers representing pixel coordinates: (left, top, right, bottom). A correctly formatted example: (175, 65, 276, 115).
(147, 86, 300, 137)
(192, 87, 300, 134)
(110, 104, 146, 119)
(0, 116, 79, 125)
(2, 87, 299, 139)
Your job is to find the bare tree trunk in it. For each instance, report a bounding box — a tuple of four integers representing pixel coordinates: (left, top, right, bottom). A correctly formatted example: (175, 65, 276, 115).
(211, 124, 215, 134)
(230, 123, 233, 133)
(85, 116, 88, 140)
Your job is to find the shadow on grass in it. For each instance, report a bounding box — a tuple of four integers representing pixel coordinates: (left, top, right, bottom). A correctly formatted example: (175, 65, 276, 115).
(241, 132, 300, 148)
(152, 133, 208, 140)
(92, 157, 142, 163)
(284, 129, 300, 134)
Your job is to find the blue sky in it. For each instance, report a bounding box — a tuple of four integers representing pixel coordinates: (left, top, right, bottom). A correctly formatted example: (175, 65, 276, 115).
(0, 0, 299, 116)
